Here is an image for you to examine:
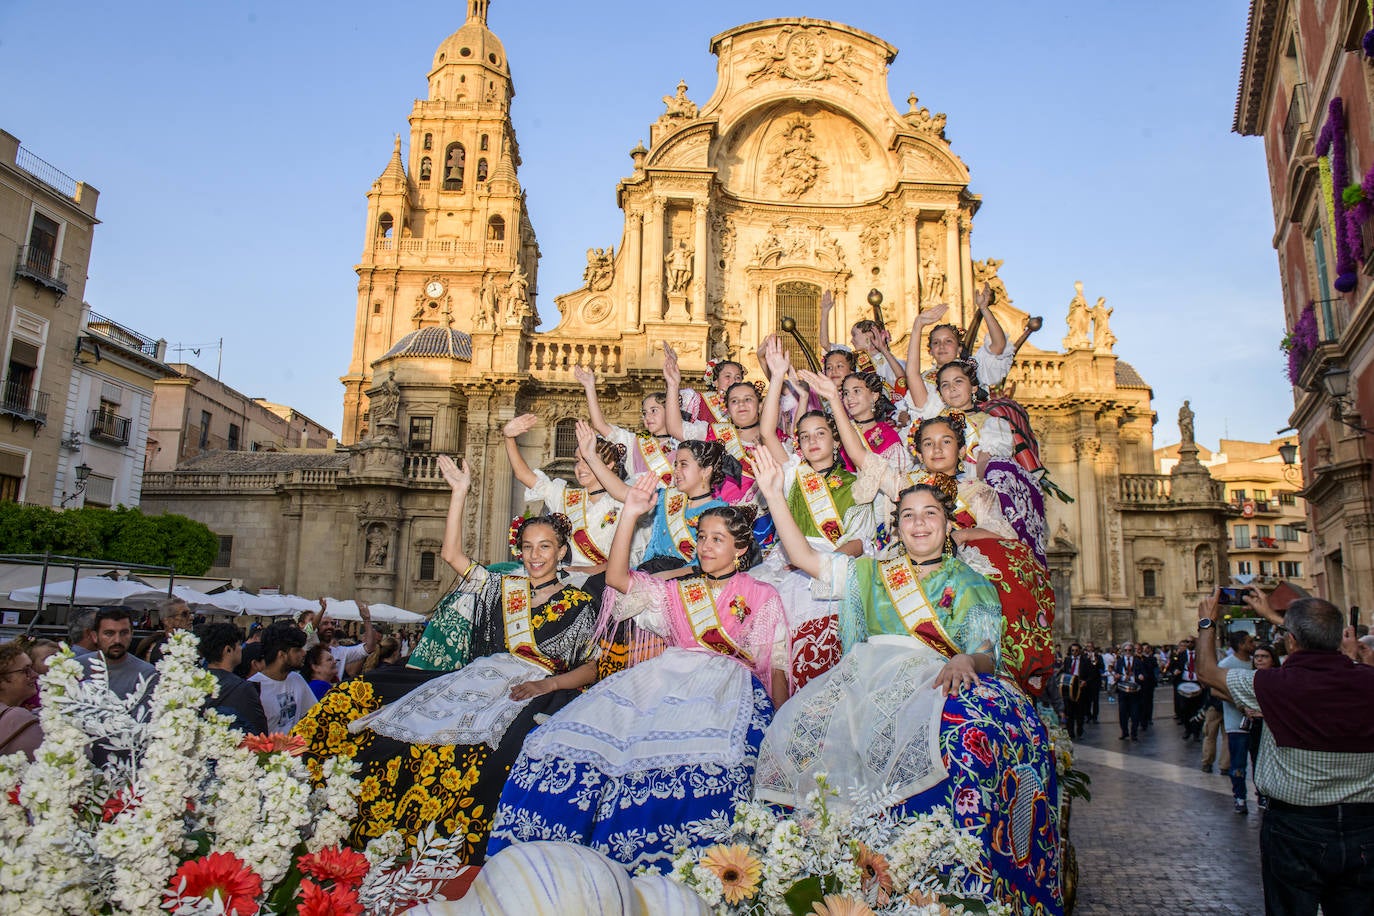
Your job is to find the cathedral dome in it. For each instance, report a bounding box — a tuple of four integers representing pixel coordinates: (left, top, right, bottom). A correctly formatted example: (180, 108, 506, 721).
(431, 4, 509, 77)
(380, 327, 473, 362)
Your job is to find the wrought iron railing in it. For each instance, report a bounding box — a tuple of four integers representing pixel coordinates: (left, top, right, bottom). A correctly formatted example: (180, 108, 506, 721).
(14, 244, 69, 294)
(0, 378, 48, 426)
(85, 311, 161, 357)
(15, 146, 78, 199)
(88, 409, 131, 446)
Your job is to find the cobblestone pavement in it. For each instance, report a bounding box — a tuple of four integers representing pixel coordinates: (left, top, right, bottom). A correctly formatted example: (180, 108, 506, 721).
(1068, 687, 1264, 916)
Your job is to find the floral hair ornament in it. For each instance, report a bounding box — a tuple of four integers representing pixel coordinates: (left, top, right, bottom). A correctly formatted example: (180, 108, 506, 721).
(508, 516, 526, 557)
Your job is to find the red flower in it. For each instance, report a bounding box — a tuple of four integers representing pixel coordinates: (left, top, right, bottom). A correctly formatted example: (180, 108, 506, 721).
(102, 786, 142, 822)
(939, 586, 955, 609)
(297, 879, 363, 916)
(6, 786, 20, 806)
(239, 733, 306, 756)
(165, 852, 262, 915)
(962, 728, 995, 767)
(298, 846, 371, 889)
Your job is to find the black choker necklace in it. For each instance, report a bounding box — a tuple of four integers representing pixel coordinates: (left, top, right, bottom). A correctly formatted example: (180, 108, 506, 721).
(914, 556, 945, 567)
(854, 414, 875, 425)
(587, 488, 606, 498)
(736, 420, 761, 431)
(694, 566, 736, 581)
(687, 491, 713, 502)
(529, 573, 562, 589)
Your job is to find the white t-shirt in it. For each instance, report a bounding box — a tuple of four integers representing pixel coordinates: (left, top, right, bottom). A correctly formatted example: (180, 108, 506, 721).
(249, 671, 317, 733)
(330, 643, 369, 681)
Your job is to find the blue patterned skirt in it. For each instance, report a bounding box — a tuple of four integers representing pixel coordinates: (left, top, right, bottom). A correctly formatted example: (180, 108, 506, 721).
(488, 648, 774, 872)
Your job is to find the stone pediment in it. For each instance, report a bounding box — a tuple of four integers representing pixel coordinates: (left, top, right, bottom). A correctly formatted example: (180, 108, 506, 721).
(645, 120, 716, 170)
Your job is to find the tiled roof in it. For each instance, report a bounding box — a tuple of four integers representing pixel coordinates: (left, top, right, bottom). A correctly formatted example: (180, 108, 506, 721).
(176, 452, 348, 472)
(380, 327, 473, 361)
(1115, 360, 1150, 389)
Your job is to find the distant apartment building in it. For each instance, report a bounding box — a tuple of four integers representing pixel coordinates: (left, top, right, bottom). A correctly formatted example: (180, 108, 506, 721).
(1159, 438, 1310, 591)
(146, 363, 333, 472)
(0, 130, 99, 503)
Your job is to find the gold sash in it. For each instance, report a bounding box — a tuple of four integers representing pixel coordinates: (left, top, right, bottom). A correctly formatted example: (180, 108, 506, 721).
(703, 390, 728, 423)
(877, 556, 960, 658)
(563, 488, 608, 565)
(664, 491, 698, 560)
(711, 423, 754, 475)
(796, 464, 845, 546)
(677, 576, 751, 663)
(638, 433, 674, 486)
(502, 577, 557, 672)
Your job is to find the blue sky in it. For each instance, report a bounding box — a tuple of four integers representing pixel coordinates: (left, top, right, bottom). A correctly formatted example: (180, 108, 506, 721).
(0, 1, 1283, 450)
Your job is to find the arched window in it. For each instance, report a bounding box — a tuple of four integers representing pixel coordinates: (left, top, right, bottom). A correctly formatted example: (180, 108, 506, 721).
(480, 134, 489, 151)
(554, 419, 578, 458)
(419, 157, 432, 181)
(378, 212, 394, 238)
(487, 215, 505, 241)
(476, 158, 488, 182)
(422, 133, 433, 151)
(419, 551, 436, 580)
(443, 143, 465, 191)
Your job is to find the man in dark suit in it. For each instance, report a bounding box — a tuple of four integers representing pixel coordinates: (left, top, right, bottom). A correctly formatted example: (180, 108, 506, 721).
(1083, 642, 1104, 722)
(1138, 642, 1160, 730)
(1114, 642, 1148, 740)
(1059, 643, 1089, 738)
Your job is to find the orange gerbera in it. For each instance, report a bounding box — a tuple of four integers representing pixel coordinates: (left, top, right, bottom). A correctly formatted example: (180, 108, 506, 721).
(239, 733, 306, 756)
(699, 843, 762, 904)
(810, 895, 876, 916)
(297, 846, 370, 889)
(854, 842, 894, 905)
(165, 852, 262, 916)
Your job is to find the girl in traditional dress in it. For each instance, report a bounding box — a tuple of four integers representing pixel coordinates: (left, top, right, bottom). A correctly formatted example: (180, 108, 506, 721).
(839, 371, 905, 465)
(906, 356, 1014, 476)
(691, 357, 746, 424)
(502, 413, 633, 570)
(295, 457, 602, 862)
(752, 446, 1063, 916)
(487, 473, 789, 873)
(664, 348, 763, 505)
(574, 365, 677, 487)
(906, 285, 1012, 395)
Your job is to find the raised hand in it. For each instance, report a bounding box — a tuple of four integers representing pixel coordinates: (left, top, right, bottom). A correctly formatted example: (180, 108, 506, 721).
(663, 350, 682, 388)
(751, 443, 786, 498)
(437, 454, 470, 493)
(622, 472, 660, 519)
(916, 302, 950, 328)
(820, 290, 834, 313)
(502, 413, 538, 439)
(761, 334, 789, 378)
(574, 418, 598, 455)
(572, 365, 596, 389)
(798, 368, 839, 404)
(974, 283, 993, 312)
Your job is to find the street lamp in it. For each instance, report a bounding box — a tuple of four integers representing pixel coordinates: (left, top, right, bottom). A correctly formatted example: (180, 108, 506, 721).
(1277, 441, 1300, 485)
(1319, 366, 1374, 434)
(60, 462, 92, 507)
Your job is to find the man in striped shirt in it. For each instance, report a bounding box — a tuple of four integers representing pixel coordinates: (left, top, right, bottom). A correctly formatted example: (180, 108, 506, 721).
(1196, 590, 1374, 916)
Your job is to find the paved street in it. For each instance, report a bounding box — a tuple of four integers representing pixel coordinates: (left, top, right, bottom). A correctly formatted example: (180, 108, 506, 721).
(1069, 687, 1264, 916)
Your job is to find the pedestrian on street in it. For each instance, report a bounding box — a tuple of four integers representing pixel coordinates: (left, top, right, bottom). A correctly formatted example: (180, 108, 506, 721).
(1219, 630, 1255, 814)
(1114, 642, 1146, 740)
(1245, 643, 1279, 809)
(1196, 590, 1374, 916)
(1102, 645, 1117, 704)
(1084, 642, 1103, 722)
(1137, 642, 1160, 730)
(1059, 643, 1088, 739)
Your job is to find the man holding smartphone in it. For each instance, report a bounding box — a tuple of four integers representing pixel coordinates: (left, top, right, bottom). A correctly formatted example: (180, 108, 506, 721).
(1195, 588, 1374, 914)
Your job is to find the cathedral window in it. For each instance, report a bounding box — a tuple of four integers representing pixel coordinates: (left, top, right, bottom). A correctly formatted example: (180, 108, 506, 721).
(554, 419, 578, 458)
(423, 133, 432, 151)
(476, 158, 488, 182)
(419, 157, 432, 182)
(378, 212, 394, 238)
(372, 302, 382, 314)
(487, 216, 505, 241)
(775, 281, 822, 352)
(409, 416, 434, 451)
(480, 134, 489, 151)
(1141, 569, 1157, 598)
(444, 143, 466, 190)
(419, 551, 437, 581)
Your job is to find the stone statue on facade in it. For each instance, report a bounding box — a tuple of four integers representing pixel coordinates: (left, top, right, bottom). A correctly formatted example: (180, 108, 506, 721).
(767, 116, 823, 199)
(370, 372, 401, 424)
(1179, 400, 1195, 448)
(365, 523, 389, 568)
(660, 80, 698, 120)
(1091, 296, 1115, 353)
(972, 257, 1009, 308)
(919, 239, 946, 307)
(905, 94, 948, 140)
(583, 247, 614, 291)
(1196, 549, 1214, 588)
(474, 272, 492, 329)
(506, 264, 530, 322)
(1064, 281, 1091, 349)
(665, 240, 694, 294)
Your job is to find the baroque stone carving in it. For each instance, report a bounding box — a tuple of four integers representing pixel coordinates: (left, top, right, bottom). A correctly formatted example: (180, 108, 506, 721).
(1092, 297, 1115, 353)
(506, 264, 531, 323)
(582, 296, 612, 324)
(971, 257, 1010, 307)
(745, 26, 864, 89)
(583, 247, 614, 291)
(1179, 400, 1196, 448)
(858, 218, 891, 266)
(752, 219, 846, 270)
(904, 94, 948, 140)
(766, 116, 825, 199)
(918, 237, 945, 307)
(665, 239, 694, 294)
(660, 79, 698, 120)
(1063, 281, 1091, 350)
(369, 372, 401, 424)
(365, 522, 390, 568)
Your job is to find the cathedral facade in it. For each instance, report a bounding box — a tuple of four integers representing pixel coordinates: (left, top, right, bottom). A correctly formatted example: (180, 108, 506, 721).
(143, 5, 1233, 647)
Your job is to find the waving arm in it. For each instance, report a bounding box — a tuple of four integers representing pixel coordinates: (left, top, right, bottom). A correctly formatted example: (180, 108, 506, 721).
(576, 419, 631, 502)
(573, 366, 613, 438)
(606, 474, 659, 594)
(502, 413, 541, 490)
(754, 448, 822, 580)
(437, 455, 474, 575)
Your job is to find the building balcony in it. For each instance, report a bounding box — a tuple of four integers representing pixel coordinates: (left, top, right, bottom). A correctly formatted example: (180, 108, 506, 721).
(0, 378, 49, 430)
(14, 244, 69, 296)
(85, 311, 163, 359)
(88, 409, 131, 446)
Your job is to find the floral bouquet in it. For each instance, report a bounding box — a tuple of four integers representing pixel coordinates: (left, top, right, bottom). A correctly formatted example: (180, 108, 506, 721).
(0, 631, 461, 915)
(669, 776, 1010, 916)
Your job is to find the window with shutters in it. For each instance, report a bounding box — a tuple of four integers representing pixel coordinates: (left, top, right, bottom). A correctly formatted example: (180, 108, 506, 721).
(775, 281, 822, 362)
(83, 474, 114, 508)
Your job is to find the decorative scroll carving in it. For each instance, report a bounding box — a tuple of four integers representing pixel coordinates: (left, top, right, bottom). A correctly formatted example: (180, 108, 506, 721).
(904, 94, 948, 140)
(745, 26, 864, 89)
(752, 219, 846, 270)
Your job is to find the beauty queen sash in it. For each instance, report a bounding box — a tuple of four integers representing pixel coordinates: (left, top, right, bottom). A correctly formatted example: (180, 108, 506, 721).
(877, 556, 960, 658)
(710, 422, 755, 475)
(678, 576, 752, 664)
(638, 434, 674, 486)
(795, 464, 844, 546)
(664, 491, 698, 560)
(502, 577, 557, 672)
(563, 488, 608, 564)
(703, 390, 728, 423)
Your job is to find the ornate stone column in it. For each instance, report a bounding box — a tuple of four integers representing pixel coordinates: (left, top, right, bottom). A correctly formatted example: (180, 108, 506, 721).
(691, 201, 709, 320)
(1074, 435, 1104, 598)
(942, 210, 961, 318)
(958, 214, 974, 329)
(644, 199, 665, 321)
(902, 211, 918, 326)
(625, 211, 643, 331)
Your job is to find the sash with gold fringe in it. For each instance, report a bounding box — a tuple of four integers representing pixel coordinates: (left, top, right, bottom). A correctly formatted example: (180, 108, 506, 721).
(563, 488, 608, 565)
(502, 576, 557, 672)
(677, 575, 752, 663)
(638, 433, 674, 486)
(664, 491, 698, 560)
(877, 556, 960, 658)
(711, 422, 755, 475)
(795, 464, 845, 546)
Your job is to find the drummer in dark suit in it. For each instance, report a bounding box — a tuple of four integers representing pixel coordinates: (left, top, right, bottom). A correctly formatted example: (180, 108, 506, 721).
(1114, 642, 1148, 740)
(1059, 643, 1089, 738)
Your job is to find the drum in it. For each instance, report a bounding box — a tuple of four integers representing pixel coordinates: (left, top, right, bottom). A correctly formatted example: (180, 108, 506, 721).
(1175, 680, 1205, 721)
(1175, 681, 1203, 699)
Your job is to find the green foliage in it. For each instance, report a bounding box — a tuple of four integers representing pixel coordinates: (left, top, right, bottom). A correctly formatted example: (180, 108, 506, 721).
(0, 503, 219, 576)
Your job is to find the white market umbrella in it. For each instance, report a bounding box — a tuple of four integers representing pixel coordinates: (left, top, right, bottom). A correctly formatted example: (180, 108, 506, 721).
(323, 598, 426, 624)
(8, 577, 163, 607)
(206, 589, 294, 616)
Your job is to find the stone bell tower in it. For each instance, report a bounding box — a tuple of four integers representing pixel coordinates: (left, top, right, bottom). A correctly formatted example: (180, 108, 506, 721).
(341, 0, 538, 446)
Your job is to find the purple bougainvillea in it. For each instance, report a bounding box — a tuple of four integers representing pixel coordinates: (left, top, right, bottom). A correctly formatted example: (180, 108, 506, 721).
(1317, 99, 1360, 291)
(1283, 303, 1320, 386)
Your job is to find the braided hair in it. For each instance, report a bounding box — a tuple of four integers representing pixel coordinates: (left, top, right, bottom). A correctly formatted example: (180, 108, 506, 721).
(842, 371, 896, 423)
(594, 437, 628, 479)
(678, 439, 744, 493)
(698, 504, 764, 570)
(516, 513, 574, 562)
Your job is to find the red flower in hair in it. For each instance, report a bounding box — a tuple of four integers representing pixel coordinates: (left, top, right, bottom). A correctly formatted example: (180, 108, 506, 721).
(165, 852, 263, 915)
(297, 879, 363, 916)
(298, 846, 371, 889)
